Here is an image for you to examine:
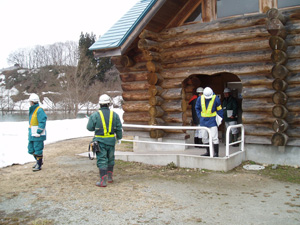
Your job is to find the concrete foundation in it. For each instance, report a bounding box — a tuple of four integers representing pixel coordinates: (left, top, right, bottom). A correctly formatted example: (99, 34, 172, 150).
(245, 144, 300, 167)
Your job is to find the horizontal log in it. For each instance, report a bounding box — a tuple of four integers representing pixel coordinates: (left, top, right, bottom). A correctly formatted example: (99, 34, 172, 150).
(267, 18, 287, 38)
(160, 13, 267, 39)
(122, 101, 150, 112)
(271, 133, 288, 146)
(123, 112, 150, 122)
(272, 78, 288, 91)
(242, 112, 275, 124)
(114, 62, 148, 73)
(285, 112, 300, 124)
(286, 59, 300, 72)
(287, 126, 300, 138)
(122, 81, 150, 91)
(161, 100, 183, 112)
(287, 73, 300, 84)
(287, 138, 300, 147)
(272, 91, 288, 105)
(163, 50, 272, 69)
(149, 96, 164, 106)
(272, 119, 288, 133)
(271, 50, 287, 65)
(240, 74, 273, 86)
(148, 85, 164, 97)
(272, 105, 288, 118)
(272, 65, 290, 79)
(163, 112, 183, 123)
(160, 79, 183, 89)
(286, 20, 300, 35)
(286, 85, 300, 97)
(147, 73, 163, 85)
(269, 36, 287, 51)
(142, 50, 161, 61)
(138, 39, 160, 52)
(161, 25, 269, 49)
(161, 88, 183, 100)
(123, 122, 150, 132)
(242, 99, 273, 112)
(242, 85, 275, 98)
(287, 46, 300, 60)
(139, 29, 160, 41)
(286, 98, 300, 112)
(267, 8, 287, 24)
(245, 135, 271, 145)
(122, 91, 150, 101)
(121, 55, 134, 67)
(146, 61, 162, 73)
(161, 62, 273, 79)
(120, 72, 148, 82)
(286, 34, 300, 46)
(123, 131, 150, 138)
(149, 106, 164, 117)
(244, 124, 273, 136)
(162, 38, 270, 61)
(163, 123, 186, 133)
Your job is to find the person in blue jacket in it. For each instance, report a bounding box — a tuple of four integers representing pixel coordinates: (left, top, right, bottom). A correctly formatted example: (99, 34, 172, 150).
(195, 87, 223, 157)
(28, 93, 47, 171)
(87, 94, 123, 187)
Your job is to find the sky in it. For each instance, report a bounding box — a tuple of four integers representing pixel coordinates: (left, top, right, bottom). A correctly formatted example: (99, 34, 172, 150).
(0, 0, 139, 69)
(0, 107, 124, 168)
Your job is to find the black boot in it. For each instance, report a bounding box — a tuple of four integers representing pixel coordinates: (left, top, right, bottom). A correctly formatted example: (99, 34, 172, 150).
(233, 134, 239, 147)
(96, 169, 107, 187)
(108, 165, 114, 183)
(213, 144, 219, 157)
(32, 156, 43, 172)
(32, 155, 37, 168)
(201, 147, 210, 156)
(194, 137, 200, 148)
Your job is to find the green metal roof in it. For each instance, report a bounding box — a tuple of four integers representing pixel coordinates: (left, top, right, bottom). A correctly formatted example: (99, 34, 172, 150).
(89, 0, 157, 52)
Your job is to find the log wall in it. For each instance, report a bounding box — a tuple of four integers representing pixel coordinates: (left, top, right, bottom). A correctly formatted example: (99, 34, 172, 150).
(115, 7, 300, 145)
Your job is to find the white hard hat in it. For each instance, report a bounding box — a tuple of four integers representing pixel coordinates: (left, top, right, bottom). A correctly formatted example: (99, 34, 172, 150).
(28, 93, 40, 102)
(203, 87, 213, 99)
(99, 94, 111, 104)
(224, 88, 231, 93)
(196, 87, 204, 93)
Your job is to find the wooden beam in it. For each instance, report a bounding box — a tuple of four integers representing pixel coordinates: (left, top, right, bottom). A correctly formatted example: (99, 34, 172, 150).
(259, 0, 277, 13)
(166, 0, 203, 28)
(202, 0, 216, 22)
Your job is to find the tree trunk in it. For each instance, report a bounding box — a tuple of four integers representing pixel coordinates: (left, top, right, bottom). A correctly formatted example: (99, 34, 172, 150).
(267, 8, 287, 24)
(161, 88, 183, 100)
(149, 106, 164, 117)
(242, 112, 274, 124)
(269, 36, 287, 51)
(121, 55, 134, 67)
(242, 99, 273, 112)
(149, 117, 165, 125)
(120, 72, 148, 82)
(146, 61, 162, 72)
(272, 65, 290, 79)
(160, 79, 183, 89)
(271, 50, 288, 65)
(267, 18, 287, 39)
(138, 39, 160, 52)
(142, 50, 161, 61)
(123, 112, 150, 122)
(122, 81, 150, 91)
(161, 100, 184, 112)
(150, 129, 165, 138)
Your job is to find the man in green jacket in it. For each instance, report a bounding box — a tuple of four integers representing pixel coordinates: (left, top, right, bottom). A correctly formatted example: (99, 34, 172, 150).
(28, 93, 47, 172)
(87, 94, 122, 187)
(222, 88, 239, 145)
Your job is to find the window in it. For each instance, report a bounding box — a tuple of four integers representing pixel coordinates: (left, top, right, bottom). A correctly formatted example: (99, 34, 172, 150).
(217, 0, 259, 18)
(185, 3, 202, 23)
(278, 0, 300, 8)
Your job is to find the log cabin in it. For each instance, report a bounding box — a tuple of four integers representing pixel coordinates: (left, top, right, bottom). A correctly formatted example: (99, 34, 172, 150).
(89, 0, 300, 166)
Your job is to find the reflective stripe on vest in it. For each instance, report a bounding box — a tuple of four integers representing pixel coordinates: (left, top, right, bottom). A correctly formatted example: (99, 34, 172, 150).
(29, 106, 40, 128)
(95, 110, 114, 138)
(201, 95, 217, 117)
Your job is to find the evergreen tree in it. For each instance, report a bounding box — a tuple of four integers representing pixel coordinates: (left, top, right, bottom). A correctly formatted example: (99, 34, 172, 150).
(78, 32, 113, 82)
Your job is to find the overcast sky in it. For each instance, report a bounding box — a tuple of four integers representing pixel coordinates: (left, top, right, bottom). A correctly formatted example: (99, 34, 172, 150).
(0, 0, 139, 69)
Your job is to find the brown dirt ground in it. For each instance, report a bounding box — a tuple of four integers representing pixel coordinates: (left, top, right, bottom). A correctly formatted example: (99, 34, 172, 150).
(0, 137, 300, 225)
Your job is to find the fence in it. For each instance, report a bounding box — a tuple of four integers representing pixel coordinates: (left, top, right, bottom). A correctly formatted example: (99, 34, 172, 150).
(121, 124, 245, 158)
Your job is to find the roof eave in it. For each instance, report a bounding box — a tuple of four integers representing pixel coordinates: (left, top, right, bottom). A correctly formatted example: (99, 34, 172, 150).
(92, 0, 166, 58)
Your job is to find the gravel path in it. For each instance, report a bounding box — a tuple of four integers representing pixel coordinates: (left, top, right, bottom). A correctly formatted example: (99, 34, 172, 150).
(0, 137, 299, 224)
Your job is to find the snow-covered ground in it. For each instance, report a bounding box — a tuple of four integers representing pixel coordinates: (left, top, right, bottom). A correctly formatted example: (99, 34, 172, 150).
(0, 108, 123, 168)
